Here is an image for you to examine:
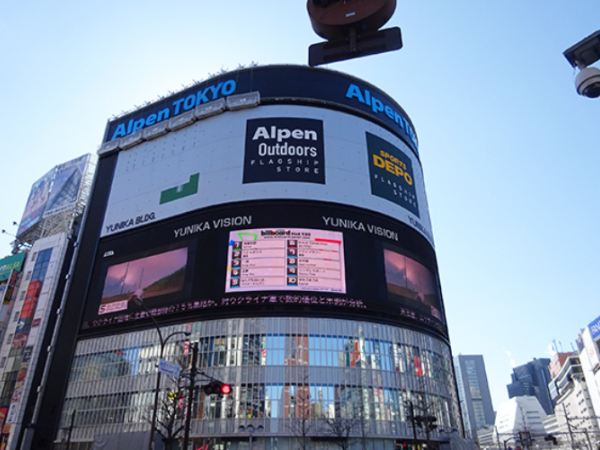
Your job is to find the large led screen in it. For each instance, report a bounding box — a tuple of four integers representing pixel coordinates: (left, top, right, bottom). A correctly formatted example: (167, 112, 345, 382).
(86, 241, 195, 322)
(100, 105, 433, 247)
(82, 201, 446, 338)
(225, 228, 345, 293)
(98, 247, 189, 315)
(383, 245, 443, 322)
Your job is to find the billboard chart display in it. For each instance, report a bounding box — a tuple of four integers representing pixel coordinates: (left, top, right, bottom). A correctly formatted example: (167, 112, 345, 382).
(226, 228, 345, 293)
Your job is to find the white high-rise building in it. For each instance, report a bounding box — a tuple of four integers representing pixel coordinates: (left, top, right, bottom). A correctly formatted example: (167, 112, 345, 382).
(494, 396, 547, 447)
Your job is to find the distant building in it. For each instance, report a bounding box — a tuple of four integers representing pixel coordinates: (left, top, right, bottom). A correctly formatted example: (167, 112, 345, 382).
(0, 155, 93, 450)
(576, 316, 600, 434)
(495, 396, 547, 447)
(507, 358, 554, 415)
(454, 355, 495, 439)
(546, 352, 599, 448)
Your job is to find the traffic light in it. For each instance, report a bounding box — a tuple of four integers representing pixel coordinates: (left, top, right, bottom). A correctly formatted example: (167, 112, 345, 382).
(425, 415, 437, 431)
(414, 415, 424, 428)
(202, 380, 232, 397)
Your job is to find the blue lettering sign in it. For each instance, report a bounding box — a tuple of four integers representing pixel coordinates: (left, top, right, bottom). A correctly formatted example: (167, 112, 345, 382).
(110, 79, 237, 141)
(345, 83, 418, 150)
(590, 315, 600, 340)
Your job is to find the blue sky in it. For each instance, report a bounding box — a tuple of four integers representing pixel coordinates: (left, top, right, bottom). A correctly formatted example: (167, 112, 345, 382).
(1, 1, 599, 410)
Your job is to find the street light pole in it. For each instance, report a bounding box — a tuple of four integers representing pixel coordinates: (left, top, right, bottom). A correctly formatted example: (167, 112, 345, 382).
(135, 297, 190, 450)
(182, 342, 198, 450)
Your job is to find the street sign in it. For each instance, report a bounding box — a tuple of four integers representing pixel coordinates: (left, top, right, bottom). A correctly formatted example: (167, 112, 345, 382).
(158, 359, 181, 378)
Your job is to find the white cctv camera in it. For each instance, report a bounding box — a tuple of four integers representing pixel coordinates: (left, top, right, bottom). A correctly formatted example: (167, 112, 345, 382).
(575, 66, 600, 98)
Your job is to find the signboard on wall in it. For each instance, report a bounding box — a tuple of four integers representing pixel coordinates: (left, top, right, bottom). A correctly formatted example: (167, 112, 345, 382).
(100, 105, 433, 245)
(243, 118, 325, 184)
(43, 155, 89, 218)
(17, 154, 90, 236)
(17, 169, 55, 236)
(589, 314, 600, 340)
(104, 66, 419, 156)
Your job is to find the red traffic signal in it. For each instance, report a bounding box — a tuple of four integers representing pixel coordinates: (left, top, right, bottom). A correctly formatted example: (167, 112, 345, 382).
(202, 380, 231, 397)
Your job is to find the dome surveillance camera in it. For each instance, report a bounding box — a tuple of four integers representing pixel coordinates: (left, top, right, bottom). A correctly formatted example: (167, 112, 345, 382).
(576, 66, 600, 98)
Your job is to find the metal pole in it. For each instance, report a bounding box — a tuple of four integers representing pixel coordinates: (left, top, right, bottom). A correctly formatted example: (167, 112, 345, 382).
(563, 404, 576, 449)
(410, 401, 418, 449)
(149, 338, 165, 450)
(137, 297, 190, 450)
(183, 342, 198, 450)
(66, 410, 76, 450)
(494, 426, 501, 450)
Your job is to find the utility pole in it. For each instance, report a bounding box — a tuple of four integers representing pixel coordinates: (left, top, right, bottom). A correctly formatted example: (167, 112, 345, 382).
(563, 404, 576, 449)
(65, 410, 76, 450)
(409, 401, 418, 448)
(183, 342, 198, 450)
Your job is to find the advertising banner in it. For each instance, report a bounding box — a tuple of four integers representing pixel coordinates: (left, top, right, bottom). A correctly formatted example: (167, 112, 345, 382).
(100, 105, 433, 245)
(84, 201, 446, 338)
(17, 169, 55, 236)
(243, 118, 325, 184)
(582, 327, 600, 370)
(43, 154, 88, 218)
(0, 254, 25, 281)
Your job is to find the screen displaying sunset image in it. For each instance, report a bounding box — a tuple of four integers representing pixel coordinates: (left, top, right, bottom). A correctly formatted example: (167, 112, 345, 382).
(383, 248, 443, 322)
(98, 247, 188, 313)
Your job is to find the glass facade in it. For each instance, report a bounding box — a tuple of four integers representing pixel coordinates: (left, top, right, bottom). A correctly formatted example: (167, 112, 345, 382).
(57, 317, 460, 449)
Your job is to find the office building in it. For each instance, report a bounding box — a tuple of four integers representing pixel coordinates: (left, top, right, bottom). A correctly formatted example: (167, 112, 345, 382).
(454, 355, 495, 439)
(507, 358, 554, 415)
(24, 66, 462, 450)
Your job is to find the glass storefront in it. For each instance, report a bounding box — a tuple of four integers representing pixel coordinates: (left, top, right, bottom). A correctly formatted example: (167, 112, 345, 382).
(57, 317, 459, 449)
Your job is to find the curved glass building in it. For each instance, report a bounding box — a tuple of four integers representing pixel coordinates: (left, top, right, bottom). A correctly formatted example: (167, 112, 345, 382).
(34, 66, 462, 450)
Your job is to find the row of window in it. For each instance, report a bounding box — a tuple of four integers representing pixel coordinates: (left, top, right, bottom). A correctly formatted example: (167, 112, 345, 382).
(61, 384, 451, 428)
(68, 335, 452, 384)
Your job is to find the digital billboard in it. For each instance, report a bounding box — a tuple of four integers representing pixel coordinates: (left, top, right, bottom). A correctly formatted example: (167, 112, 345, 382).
(100, 105, 433, 246)
(17, 168, 55, 236)
(98, 245, 191, 315)
(225, 228, 345, 293)
(82, 201, 446, 338)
